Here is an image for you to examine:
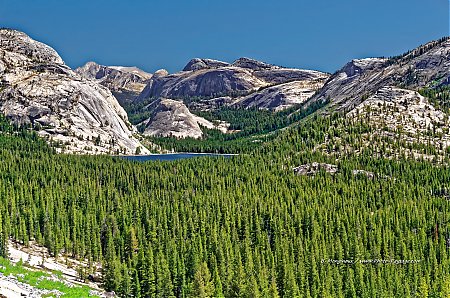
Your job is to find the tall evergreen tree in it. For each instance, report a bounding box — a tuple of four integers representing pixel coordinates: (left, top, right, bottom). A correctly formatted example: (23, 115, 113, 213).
(156, 251, 175, 298)
(189, 262, 214, 298)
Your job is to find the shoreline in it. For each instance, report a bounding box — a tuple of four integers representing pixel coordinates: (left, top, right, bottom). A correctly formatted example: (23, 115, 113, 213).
(116, 152, 240, 157)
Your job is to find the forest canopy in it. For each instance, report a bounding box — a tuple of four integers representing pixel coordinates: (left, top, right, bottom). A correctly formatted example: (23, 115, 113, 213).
(0, 114, 449, 297)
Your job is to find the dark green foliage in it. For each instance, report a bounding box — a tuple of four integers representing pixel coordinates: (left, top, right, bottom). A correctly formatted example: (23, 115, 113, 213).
(197, 106, 300, 133)
(122, 97, 157, 126)
(151, 99, 329, 153)
(420, 86, 450, 115)
(0, 112, 450, 298)
(148, 130, 270, 154)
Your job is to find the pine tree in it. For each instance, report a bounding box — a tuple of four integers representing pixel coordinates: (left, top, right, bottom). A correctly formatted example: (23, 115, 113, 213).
(189, 262, 214, 298)
(247, 275, 261, 298)
(103, 230, 121, 292)
(417, 277, 429, 298)
(213, 264, 225, 298)
(231, 251, 247, 297)
(120, 263, 132, 297)
(132, 269, 141, 298)
(156, 251, 175, 298)
(442, 276, 450, 298)
(125, 227, 138, 259)
(0, 211, 5, 258)
(345, 269, 357, 298)
(268, 271, 280, 298)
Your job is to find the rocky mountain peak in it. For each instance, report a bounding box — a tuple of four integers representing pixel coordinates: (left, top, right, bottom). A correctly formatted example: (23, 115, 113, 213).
(183, 58, 230, 71)
(76, 61, 152, 83)
(392, 37, 450, 66)
(307, 36, 450, 112)
(153, 69, 169, 77)
(75, 61, 102, 78)
(232, 57, 275, 70)
(108, 66, 152, 79)
(137, 55, 329, 113)
(341, 58, 387, 78)
(0, 28, 64, 65)
(75, 62, 152, 104)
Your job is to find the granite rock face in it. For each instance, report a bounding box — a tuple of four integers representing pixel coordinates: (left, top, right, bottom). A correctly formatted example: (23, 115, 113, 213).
(75, 62, 152, 104)
(135, 57, 329, 137)
(293, 163, 339, 176)
(0, 29, 149, 155)
(233, 79, 326, 111)
(231, 57, 274, 70)
(139, 66, 268, 100)
(138, 57, 329, 111)
(347, 86, 449, 132)
(141, 98, 228, 139)
(305, 38, 450, 161)
(252, 68, 328, 85)
(308, 37, 450, 111)
(183, 58, 230, 71)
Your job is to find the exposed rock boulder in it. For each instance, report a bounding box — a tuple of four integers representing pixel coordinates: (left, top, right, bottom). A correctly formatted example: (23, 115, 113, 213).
(352, 169, 376, 179)
(293, 163, 339, 176)
(293, 163, 383, 179)
(0, 29, 149, 155)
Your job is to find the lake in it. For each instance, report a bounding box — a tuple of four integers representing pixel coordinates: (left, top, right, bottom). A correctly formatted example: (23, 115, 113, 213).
(122, 153, 237, 162)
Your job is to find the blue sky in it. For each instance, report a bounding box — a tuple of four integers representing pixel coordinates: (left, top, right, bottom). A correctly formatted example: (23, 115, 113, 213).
(0, 0, 448, 73)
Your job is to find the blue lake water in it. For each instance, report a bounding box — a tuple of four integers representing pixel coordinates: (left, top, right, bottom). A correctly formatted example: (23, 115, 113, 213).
(122, 153, 237, 162)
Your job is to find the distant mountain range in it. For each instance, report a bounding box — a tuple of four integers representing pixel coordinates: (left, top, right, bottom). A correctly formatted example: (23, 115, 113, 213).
(136, 57, 328, 110)
(76, 56, 329, 139)
(1, 28, 449, 155)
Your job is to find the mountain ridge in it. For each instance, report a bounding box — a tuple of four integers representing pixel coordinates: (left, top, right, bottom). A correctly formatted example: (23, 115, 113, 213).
(2, 28, 450, 155)
(137, 56, 329, 109)
(75, 61, 152, 104)
(0, 29, 149, 155)
(307, 36, 450, 112)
